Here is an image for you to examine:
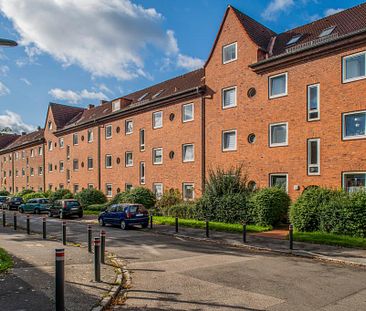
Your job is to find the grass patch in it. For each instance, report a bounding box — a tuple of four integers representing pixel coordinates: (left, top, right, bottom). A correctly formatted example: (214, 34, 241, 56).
(0, 248, 13, 273)
(84, 210, 100, 215)
(153, 216, 271, 233)
(293, 231, 366, 249)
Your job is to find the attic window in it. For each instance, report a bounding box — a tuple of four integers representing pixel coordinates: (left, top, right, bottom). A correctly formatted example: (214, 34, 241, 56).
(152, 89, 164, 99)
(138, 92, 149, 101)
(112, 100, 120, 112)
(319, 26, 336, 38)
(286, 35, 302, 46)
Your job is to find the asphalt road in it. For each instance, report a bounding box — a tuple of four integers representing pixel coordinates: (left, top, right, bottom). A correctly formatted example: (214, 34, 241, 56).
(2, 211, 366, 311)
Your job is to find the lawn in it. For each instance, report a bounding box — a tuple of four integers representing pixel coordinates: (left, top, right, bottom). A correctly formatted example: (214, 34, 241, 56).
(153, 216, 271, 233)
(0, 248, 13, 273)
(293, 231, 366, 249)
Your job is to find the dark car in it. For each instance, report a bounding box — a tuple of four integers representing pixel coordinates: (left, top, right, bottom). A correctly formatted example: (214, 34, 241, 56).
(47, 199, 83, 219)
(0, 196, 9, 208)
(6, 197, 24, 210)
(19, 198, 50, 214)
(98, 203, 149, 230)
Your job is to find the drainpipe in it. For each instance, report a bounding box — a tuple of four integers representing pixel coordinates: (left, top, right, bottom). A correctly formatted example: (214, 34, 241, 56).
(201, 95, 206, 194)
(97, 125, 101, 191)
(43, 142, 46, 192)
(11, 152, 14, 194)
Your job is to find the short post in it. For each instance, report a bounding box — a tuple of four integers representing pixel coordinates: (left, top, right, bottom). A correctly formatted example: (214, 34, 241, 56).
(87, 225, 92, 253)
(289, 224, 294, 250)
(94, 237, 101, 282)
(175, 216, 179, 233)
(2, 210, 5, 227)
(62, 222, 66, 245)
(205, 220, 209, 238)
(26, 214, 30, 235)
(43, 217, 47, 239)
(242, 222, 247, 243)
(100, 230, 106, 264)
(13, 212, 17, 230)
(150, 215, 153, 229)
(55, 249, 65, 311)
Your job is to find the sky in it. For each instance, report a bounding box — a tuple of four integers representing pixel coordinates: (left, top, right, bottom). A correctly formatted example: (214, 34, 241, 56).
(0, 0, 364, 132)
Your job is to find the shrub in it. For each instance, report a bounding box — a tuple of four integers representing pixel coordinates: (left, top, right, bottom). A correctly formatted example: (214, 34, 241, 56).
(348, 191, 366, 237)
(48, 189, 73, 202)
(109, 187, 156, 209)
(23, 192, 46, 202)
(251, 187, 290, 226)
(156, 189, 183, 209)
(17, 189, 34, 198)
(0, 189, 10, 196)
(160, 203, 196, 219)
(75, 188, 107, 207)
(109, 192, 131, 205)
(84, 203, 108, 212)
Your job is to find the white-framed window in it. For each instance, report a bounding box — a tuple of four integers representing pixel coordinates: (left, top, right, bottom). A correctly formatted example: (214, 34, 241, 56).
(38, 146, 43, 156)
(153, 111, 163, 129)
(88, 184, 94, 189)
(307, 84, 320, 121)
(15, 152, 19, 160)
(112, 100, 120, 112)
(87, 157, 93, 170)
(38, 166, 43, 176)
(30, 167, 34, 176)
(73, 184, 79, 194)
(30, 149, 34, 157)
(59, 184, 64, 190)
(48, 121, 53, 130)
(153, 148, 163, 165)
(48, 163, 52, 172)
(182, 144, 194, 162)
(342, 51, 366, 83)
(22, 151, 25, 159)
(106, 183, 113, 197)
(66, 169, 70, 183)
(222, 86, 237, 109)
(59, 138, 64, 148)
(140, 162, 145, 184)
(270, 122, 288, 147)
(269, 72, 288, 99)
(222, 42, 237, 64)
(48, 140, 53, 151)
(87, 129, 93, 143)
(139, 129, 145, 151)
(125, 183, 133, 192)
(183, 183, 194, 201)
(125, 152, 133, 167)
(22, 168, 25, 176)
(125, 120, 133, 134)
(59, 161, 64, 172)
(153, 183, 163, 199)
(73, 159, 79, 171)
(105, 155, 112, 168)
(66, 145, 70, 160)
(182, 103, 194, 122)
(222, 130, 237, 151)
(105, 125, 112, 139)
(15, 169, 18, 177)
(343, 111, 366, 140)
(343, 172, 366, 192)
(270, 174, 288, 192)
(307, 138, 320, 175)
(73, 133, 78, 145)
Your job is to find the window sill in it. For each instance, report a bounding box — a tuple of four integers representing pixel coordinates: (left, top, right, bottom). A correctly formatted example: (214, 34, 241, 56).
(222, 148, 237, 152)
(269, 93, 288, 100)
(222, 105, 237, 110)
(342, 135, 366, 141)
(342, 76, 366, 84)
(222, 58, 237, 65)
(269, 143, 288, 148)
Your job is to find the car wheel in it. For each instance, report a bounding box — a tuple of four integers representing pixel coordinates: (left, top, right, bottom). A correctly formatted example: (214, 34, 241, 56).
(35, 209, 40, 214)
(141, 223, 148, 229)
(19, 208, 24, 213)
(48, 211, 53, 217)
(78, 212, 83, 218)
(120, 220, 127, 230)
(99, 218, 105, 226)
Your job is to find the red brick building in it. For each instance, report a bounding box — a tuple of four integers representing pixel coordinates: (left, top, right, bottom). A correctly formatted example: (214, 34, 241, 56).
(0, 4, 366, 199)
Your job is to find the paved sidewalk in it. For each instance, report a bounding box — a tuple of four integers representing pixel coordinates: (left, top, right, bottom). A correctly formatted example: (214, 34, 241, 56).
(0, 225, 117, 311)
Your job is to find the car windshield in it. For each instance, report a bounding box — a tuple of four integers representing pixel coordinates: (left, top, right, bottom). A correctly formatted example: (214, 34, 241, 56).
(65, 201, 80, 208)
(129, 205, 146, 213)
(0, 197, 7, 202)
(12, 197, 22, 202)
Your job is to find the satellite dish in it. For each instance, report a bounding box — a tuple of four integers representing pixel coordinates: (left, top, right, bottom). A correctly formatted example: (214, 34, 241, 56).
(0, 38, 17, 47)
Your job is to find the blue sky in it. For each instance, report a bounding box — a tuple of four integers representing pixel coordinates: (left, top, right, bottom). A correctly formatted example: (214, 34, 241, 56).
(0, 0, 363, 132)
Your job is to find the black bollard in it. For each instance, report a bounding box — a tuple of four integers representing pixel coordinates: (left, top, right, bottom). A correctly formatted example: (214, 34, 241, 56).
(100, 230, 106, 264)
(87, 225, 92, 253)
(175, 217, 178, 233)
(242, 222, 247, 243)
(27, 215, 30, 235)
(55, 249, 65, 311)
(289, 224, 294, 250)
(94, 237, 101, 282)
(150, 215, 153, 229)
(62, 222, 66, 245)
(43, 217, 47, 239)
(2, 210, 5, 227)
(205, 220, 209, 238)
(13, 212, 17, 230)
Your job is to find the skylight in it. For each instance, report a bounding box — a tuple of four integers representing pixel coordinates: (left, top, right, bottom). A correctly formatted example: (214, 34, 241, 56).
(152, 89, 165, 99)
(138, 92, 149, 101)
(319, 26, 336, 38)
(286, 35, 302, 46)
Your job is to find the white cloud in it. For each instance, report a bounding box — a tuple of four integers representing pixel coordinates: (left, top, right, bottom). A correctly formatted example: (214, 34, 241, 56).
(262, 0, 294, 21)
(0, 110, 35, 133)
(0, 0, 201, 80)
(324, 8, 344, 16)
(177, 54, 204, 70)
(20, 78, 31, 86)
(49, 88, 108, 104)
(98, 83, 114, 95)
(0, 81, 10, 96)
(0, 65, 9, 76)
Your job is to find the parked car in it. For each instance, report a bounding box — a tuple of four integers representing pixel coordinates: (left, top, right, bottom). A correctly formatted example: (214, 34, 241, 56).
(98, 203, 149, 230)
(6, 197, 24, 210)
(19, 198, 50, 214)
(0, 196, 9, 208)
(47, 199, 83, 219)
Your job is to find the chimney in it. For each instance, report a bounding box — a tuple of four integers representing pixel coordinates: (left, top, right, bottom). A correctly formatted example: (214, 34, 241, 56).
(37, 126, 42, 131)
(88, 104, 95, 109)
(21, 132, 26, 136)
(99, 100, 108, 106)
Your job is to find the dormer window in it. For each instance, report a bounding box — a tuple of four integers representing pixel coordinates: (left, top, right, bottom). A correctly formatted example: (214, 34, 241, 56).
(286, 35, 301, 46)
(223, 42, 237, 64)
(319, 26, 336, 38)
(48, 121, 52, 130)
(152, 89, 164, 99)
(112, 100, 120, 112)
(138, 93, 149, 101)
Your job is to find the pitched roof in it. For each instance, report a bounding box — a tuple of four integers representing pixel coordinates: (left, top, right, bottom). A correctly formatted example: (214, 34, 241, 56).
(49, 103, 85, 129)
(1, 129, 44, 152)
(0, 133, 19, 149)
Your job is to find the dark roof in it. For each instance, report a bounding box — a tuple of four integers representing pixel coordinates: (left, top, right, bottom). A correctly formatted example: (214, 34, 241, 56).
(49, 103, 85, 129)
(1, 129, 44, 152)
(0, 133, 19, 149)
(61, 68, 205, 130)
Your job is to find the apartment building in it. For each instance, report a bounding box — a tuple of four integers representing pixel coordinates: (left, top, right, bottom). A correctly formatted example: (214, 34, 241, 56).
(0, 4, 365, 199)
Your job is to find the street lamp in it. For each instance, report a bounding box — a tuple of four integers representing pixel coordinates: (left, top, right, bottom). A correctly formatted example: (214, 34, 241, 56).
(0, 38, 17, 47)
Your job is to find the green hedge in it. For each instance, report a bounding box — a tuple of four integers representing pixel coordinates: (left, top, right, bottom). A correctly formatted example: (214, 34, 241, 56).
(159, 203, 197, 219)
(48, 189, 73, 202)
(156, 189, 183, 209)
(84, 203, 108, 212)
(23, 192, 46, 202)
(110, 187, 156, 209)
(75, 188, 107, 207)
(0, 190, 10, 196)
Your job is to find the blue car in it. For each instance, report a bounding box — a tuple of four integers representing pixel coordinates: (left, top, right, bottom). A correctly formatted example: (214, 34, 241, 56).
(98, 203, 149, 230)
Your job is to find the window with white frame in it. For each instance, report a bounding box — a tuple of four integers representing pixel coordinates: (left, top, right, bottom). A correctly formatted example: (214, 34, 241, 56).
(343, 51, 366, 83)
(183, 183, 194, 201)
(15, 152, 19, 160)
(343, 172, 366, 192)
(73, 184, 79, 194)
(59, 138, 64, 148)
(222, 130, 237, 151)
(106, 184, 113, 197)
(59, 184, 64, 189)
(87, 157, 93, 170)
(38, 166, 43, 176)
(66, 145, 70, 160)
(153, 111, 163, 129)
(15, 169, 18, 177)
(125, 152, 133, 167)
(343, 111, 366, 140)
(38, 146, 43, 156)
(182, 103, 194, 122)
(125, 183, 133, 192)
(153, 183, 163, 199)
(139, 129, 145, 151)
(48, 141, 53, 151)
(59, 161, 64, 172)
(66, 169, 70, 183)
(222, 86, 236, 109)
(105, 125, 112, 139)
(153, 148, 163, 164)
(73, 133, 78, 145)
(48, 163, 52, 172)
(73, 159, 79, 171)
(125, 120, 133, 134)
(222, 42, 237, 64)
(270, 123, 288, 147)
(140, 162, 145, 184)
(48, 121, 52, 130)
(112, 100, 120, 111)
(182, 144, 194, 162)
(308, 138, 320, 175)
(30, 149, 34, 157)
(307, 84, 320, 121)
(269, 73, 288, 98)
(22, 168, 25, 176)
(270, 174, 288, 192)
(30, 167, 34, 176)
(105, 155, 112, 168)
(22, 151, 25, 159)
(87, 129, 93, 143)
(88, 184, 94, 189)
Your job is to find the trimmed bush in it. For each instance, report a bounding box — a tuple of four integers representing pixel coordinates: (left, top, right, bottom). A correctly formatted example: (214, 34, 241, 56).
(17, 189, 34, 198)
(0, 189, 10, 196)
(75, 188, 107, 207)
(22, 192, 46, 202)
(160, 203, 196, 219)
(109, 192, 131, 205)
(110, 187, 156, 209)
(48, 189, 73, 202)
(251, 187, 290, 226)
(84, 203, 108, 212)
(156, 189, 183, 209)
